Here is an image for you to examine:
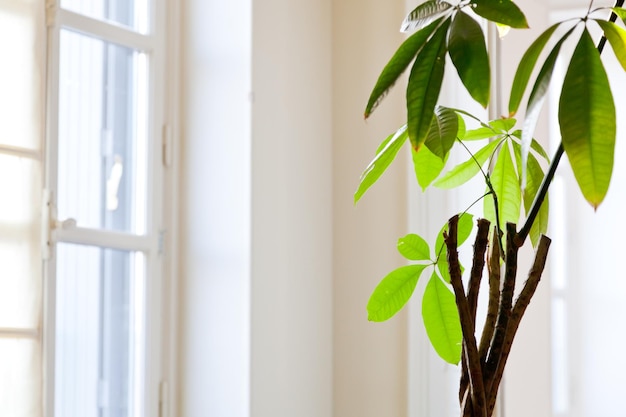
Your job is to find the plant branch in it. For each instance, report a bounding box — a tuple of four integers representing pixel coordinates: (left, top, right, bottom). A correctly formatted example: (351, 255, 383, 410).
(484, 223, 519, 397)
(445, 215, 487, 417)
(478, 228, 501, 365)
(459, 218, 491, 404)
(515, 0, 624, 247)
(486, 235, 552, 415)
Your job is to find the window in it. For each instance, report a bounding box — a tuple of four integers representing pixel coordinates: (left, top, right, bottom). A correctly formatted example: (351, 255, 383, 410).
(43, 1, 171, 416)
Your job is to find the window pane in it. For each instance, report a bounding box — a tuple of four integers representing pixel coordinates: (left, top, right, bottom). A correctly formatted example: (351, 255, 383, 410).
(0, 3, 43, 149)
(57, 30, 148, 234)
(55, 244, 145, 417)
(0, 338, 41, 417)
(0, 154, 41, 328)
(60, 0, 150, 33)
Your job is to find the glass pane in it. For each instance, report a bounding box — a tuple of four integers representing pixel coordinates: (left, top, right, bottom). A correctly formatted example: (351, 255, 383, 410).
(55, 243, 145, 417)
(60, 0, 150, 34)
(0, 338, 41, 417)
(57, 30, 148, 234)
(0, 154, 41, 328)
(0, 3, 43, 150)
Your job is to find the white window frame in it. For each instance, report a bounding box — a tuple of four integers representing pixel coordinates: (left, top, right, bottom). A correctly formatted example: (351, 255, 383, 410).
(42, 0, 177, 416)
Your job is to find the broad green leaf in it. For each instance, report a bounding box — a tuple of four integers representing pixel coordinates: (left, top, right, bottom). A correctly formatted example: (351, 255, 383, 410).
(449, 11, 490, 107)
(365, 19, 441, 118)
(401, 0, 454, 33)
(521, 27, 575, 187)
(612, 7, 626, 25)
(354, 126, 408, 203)
(434, 139, 501, 189)
(596, 20, 626, 72)
(460, 126, 498, 141)
(559, 29, 616, 208)
(425, 106, 459, 159)
(367, 264, 428, 322)
(398, 233, 431, 261)
(413, 145, 448, 191)
(422, 273, 463, 364)
(457, 113, 467, 139)
(511, 130, 549, 161)
(512, 142, 549, 247)
(471, 0, 529, 29)
(407, 19, 450, 150)
(509, 23, 561, 115)
(484, 143, 521, 230)
(489, 117, 516, 132)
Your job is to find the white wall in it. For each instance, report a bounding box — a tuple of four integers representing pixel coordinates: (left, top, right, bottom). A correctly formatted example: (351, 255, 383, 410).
(332, 1, 409, 417)
(250, 0, 333, 416)
(180, 0, 412, 416)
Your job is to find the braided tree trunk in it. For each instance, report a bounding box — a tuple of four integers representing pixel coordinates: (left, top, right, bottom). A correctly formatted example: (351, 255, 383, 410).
(444, 215, 551, 417)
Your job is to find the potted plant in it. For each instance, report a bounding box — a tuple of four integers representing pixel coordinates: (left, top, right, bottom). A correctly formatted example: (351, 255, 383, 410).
(355, 0, 626, 415)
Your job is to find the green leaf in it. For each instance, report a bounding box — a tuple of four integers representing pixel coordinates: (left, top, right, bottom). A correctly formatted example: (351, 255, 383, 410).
(512, 142, 549, 247)
(407, 18, 450, 150)
(457, 112, 467, 139)
(460, 126, 498, 141)
(509, 22, 561, 115)
(422, 273, 463, 364)
(367, 264, 428, 322)
(434, 139, 501, 189)
(425, 106, 459, 159)
(471, 0, 529, 29)
(612, 7, 626, 25)
(354, 126, 408, 203)
(520, 27, 575, 187)
(398, 233, 431, 261)
(559, 29, 616, 208)
(596, 20, 626, 72)
(413, 145, 448, 191)
(489, 117, 516, 133)
(511, 130, 549, 161)
(401, 0, 454, 33)
(365, 19, 441, 118)
(484, 142, 521, 229)
(449, 11, 490, 107)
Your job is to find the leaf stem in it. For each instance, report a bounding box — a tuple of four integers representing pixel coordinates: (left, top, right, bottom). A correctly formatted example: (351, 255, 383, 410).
(515, 0, 624, 247)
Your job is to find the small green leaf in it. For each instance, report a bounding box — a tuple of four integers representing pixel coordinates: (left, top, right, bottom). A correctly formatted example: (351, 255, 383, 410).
(489, 117, 516, 133)
(509, 23, 561, 115)
(612, 7, 626, 25)
(422, 273, 463, 364)
(401, 0, 454, 32)
(511, 130, 549, 161)
(435, 213, 474, 257)
(413, 145, 448, 191)
(354, 126, 408, 203)
(484, 142, 521, 229)
(596, 20, 626, 72)
(559, 29, 616, 208)
(398, 233, 431, 261)
(471, 0, 529, 29)
(367, 265, 428, 322)
(460, 126, 498, 141)
(457, 113, 467, 139)
(520, 27, 574, 187)
(449, 11, 490, 107)
(512, 142, 549, 247)
(425, 106, 459, 159)
(434, 215, 472, 283)
(365, 19, 441, 118)
(407, 18, 450, 150)
(434, 140, 501, 189)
